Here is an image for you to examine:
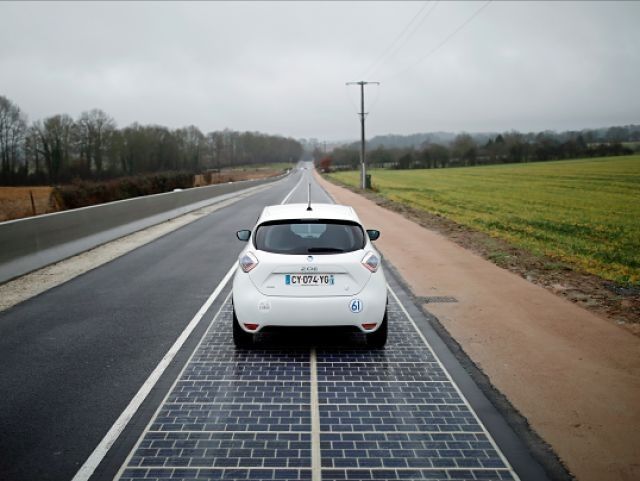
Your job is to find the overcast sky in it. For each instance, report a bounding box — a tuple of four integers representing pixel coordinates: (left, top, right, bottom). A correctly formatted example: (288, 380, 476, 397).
(1, 1, 638, 141)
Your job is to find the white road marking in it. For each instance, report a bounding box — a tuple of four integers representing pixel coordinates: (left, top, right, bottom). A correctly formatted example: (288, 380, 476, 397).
(73, 164, 305, 481)
(79, 173, 520, 479)
(281, 170, 306, 204)
(70, 266, 236, 481)
(387, 284, 521, 481)
(112, 292, 233, 481)
(310, 348, 322, 481)
(281, 166, 334, 207)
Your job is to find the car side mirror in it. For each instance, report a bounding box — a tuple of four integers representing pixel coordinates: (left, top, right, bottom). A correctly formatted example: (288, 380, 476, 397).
(236, 230, 251, 241)
(367, 229, 380, 241)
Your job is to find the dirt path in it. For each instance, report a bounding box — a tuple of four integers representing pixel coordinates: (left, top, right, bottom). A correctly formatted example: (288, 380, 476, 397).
(316, 172, 640, 481)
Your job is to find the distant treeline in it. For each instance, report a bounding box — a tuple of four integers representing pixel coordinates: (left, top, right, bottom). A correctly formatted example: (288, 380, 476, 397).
(363, 125, 640, 151)
(0, 95, 303, 185)
(323, 128, 638, 170)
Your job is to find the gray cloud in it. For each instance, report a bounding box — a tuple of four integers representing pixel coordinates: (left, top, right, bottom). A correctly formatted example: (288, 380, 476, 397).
(1, 1, 638, 140)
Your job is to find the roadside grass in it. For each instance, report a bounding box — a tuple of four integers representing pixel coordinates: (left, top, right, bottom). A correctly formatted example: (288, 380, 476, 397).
(328, 155, 640, 286)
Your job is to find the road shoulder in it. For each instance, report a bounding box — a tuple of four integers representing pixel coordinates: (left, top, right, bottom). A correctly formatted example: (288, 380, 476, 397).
(0, 183, 273, 313)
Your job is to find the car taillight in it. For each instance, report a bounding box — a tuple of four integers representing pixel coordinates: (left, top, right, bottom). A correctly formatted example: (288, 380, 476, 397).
(239, 252, 259, 273)
(361, 251, 380, 273)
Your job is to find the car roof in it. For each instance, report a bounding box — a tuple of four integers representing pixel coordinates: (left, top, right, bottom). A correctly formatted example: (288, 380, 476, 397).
(258, 203, 361, 224)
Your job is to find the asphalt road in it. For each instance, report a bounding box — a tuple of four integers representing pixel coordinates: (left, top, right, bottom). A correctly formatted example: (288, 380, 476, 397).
(0, 165, 552, 481)
(0, 170, 303, 481)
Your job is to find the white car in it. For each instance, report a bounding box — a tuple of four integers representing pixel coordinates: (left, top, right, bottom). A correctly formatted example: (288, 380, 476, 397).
(232, 203, 387, 347)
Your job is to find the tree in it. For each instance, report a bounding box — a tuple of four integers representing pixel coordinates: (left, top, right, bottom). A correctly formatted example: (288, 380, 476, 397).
(107, 129, 125, 174)
(175, 125, 205, 170)
(119, 123, 147, 174)
(533, 132, 558, 161)
(484, 134, 507, 163)
(503, 131, 528, 163)
(319, 156, 332, 172)
(369, 146, 393, 168)
(331, 147, 359, 169)
(0, 95, 28, 181)
(205, 131, 222, 170)
(77, 109, 116, 175)
(424, 143, 449, 168)
(32, 114, 75, 182)
(24, 126, 43, 179)
(606, 126, 627, 143)
(452, 133, 477, 166)
(396, 152, 413, 169)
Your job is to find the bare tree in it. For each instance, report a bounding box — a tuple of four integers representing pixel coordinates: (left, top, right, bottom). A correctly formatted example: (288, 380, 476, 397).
(205, 131, 222, 170)
(77, 109, 116, 175)
(24, 126, 42, 179)
(0, 95, 28, 181)
(175, 125, 206, 170)
(1, 95, 304, 185)
(32, 114, 75, 183)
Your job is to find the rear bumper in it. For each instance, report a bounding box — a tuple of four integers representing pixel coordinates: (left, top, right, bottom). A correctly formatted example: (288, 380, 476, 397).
(232, 268, 387, 333)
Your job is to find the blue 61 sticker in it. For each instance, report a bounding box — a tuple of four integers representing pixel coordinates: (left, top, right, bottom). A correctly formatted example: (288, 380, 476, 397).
(349, 299, 363, 313)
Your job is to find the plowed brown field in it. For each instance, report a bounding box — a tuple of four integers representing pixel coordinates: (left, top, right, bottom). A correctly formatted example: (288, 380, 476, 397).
(0, 187, 60, 222)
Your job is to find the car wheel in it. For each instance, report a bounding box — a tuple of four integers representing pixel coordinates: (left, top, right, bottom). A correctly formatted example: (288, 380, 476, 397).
(366, 309, 388, 348)
(233, 307, 254, 348)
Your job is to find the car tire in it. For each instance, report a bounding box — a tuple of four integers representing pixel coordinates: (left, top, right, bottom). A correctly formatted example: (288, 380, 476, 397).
(233, 308, 254, 348)
(366, 309, 388, 348)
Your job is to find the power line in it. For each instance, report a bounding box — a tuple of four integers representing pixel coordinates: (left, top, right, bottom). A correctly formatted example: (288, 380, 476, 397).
(385, 0, 492, 80)
(361, 1, 434, 78)
(372, 0, 439, 78)
(371, 1, 440, 78)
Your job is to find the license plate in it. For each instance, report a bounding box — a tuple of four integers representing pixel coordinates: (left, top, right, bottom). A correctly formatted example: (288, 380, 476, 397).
(285, 274, 335, 286)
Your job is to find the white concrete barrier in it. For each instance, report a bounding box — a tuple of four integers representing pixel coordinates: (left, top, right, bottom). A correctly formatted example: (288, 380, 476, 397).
(0, 176, 280, 283)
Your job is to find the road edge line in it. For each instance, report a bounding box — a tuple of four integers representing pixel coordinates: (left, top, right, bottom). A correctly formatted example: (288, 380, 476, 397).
(112, 291, 233, 480)
(281, 170, 305, 204)
(387, 284, 522, 481)
(71, 263, 236, 481)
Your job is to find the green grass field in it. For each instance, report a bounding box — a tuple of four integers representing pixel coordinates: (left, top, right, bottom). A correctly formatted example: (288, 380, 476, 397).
(328, 155, 640, 286)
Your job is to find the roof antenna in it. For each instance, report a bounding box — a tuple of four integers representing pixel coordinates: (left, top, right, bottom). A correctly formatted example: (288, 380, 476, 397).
(306, 183, 312, 211)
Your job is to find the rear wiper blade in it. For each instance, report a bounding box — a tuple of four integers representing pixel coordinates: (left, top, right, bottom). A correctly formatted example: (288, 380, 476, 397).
(307, 247, 345, 253)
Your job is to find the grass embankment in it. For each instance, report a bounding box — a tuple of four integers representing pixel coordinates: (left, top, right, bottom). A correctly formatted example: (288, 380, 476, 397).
(329, 155, 640, 286)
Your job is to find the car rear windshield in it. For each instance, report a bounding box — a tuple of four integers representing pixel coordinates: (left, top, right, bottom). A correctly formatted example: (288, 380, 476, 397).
(254, 219, 365, 254)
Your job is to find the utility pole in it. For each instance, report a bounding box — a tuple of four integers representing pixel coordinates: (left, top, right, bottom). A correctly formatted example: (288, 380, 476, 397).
(346, 81, 379, 189)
